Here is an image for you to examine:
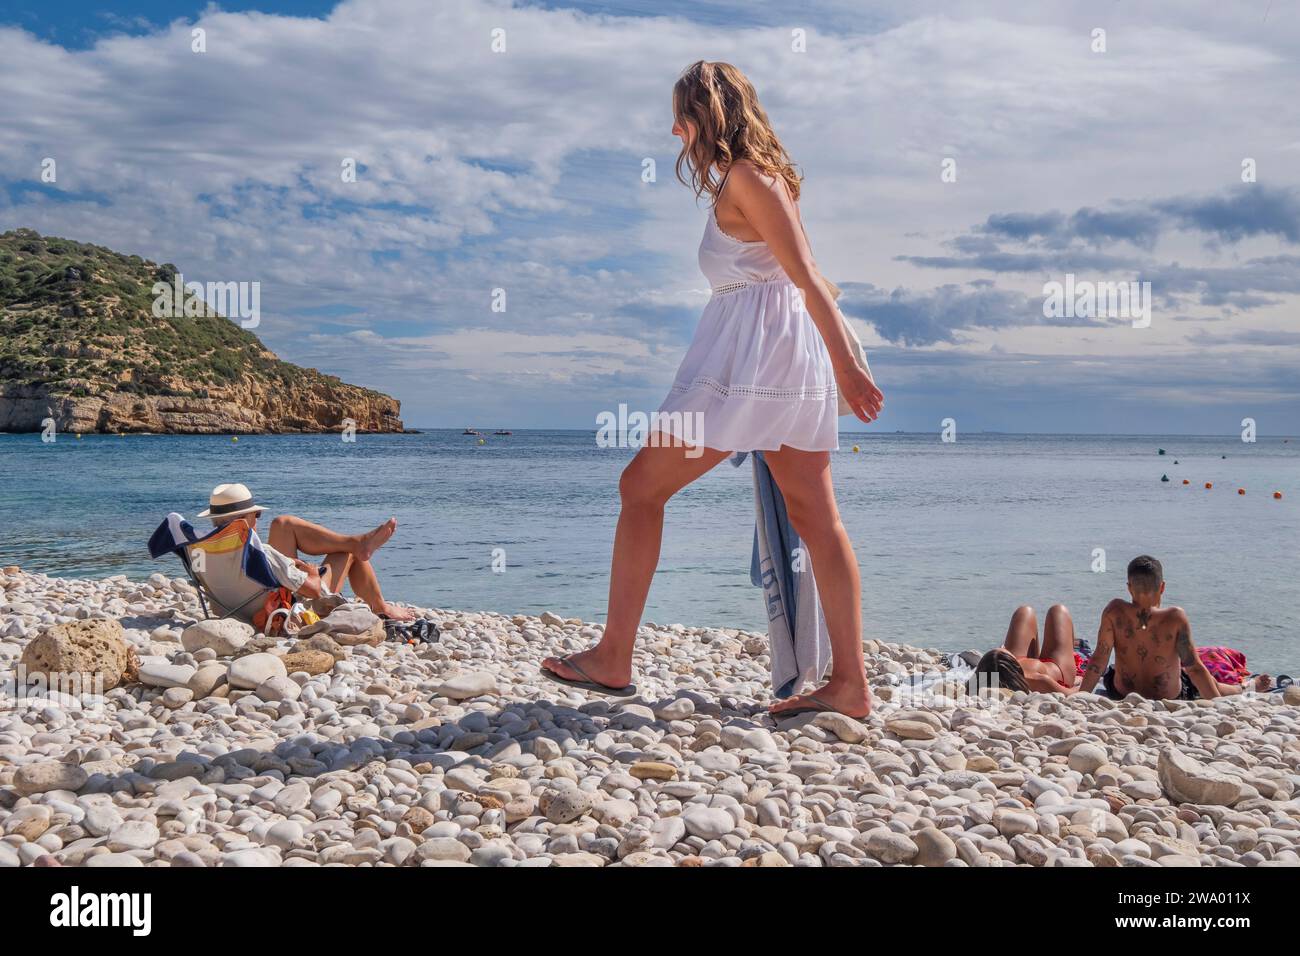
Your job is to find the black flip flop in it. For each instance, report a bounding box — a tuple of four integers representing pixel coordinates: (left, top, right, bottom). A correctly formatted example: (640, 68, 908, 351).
(540, 656, 637, 697)
(769, 692, 840, 720)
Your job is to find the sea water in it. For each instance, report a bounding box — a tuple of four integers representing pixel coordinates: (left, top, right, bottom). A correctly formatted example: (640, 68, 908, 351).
(1, 430, 1296, 674)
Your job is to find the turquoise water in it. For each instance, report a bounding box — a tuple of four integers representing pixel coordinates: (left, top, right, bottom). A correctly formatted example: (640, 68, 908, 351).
(1, 430, 1297, 674)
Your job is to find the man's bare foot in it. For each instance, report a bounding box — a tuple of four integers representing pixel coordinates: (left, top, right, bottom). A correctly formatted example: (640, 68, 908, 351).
(356, 518, 397, 563)
(380, 602, 416, 622)
(541, 647, 632, 689)
(769, 679, 872, 720)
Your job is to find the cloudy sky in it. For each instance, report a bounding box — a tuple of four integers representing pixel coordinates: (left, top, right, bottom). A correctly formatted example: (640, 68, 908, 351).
(2, 0, 1297, 433)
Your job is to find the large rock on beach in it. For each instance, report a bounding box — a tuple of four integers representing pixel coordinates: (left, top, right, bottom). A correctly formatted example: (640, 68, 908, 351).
(281, 650, 336, 676)
(19, 618, 138, 691)
(228, 653, 287, 690)
(814, 711, 869, 743)
(1157, 747, 1250, 806)
(181, 619, 253, 656)
(436, 672, 499, 700)
(138, 659, 196, 688)
(14, 761, 89, 796)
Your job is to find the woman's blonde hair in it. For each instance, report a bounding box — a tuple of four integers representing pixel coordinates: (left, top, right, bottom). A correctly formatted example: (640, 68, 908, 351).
(672, 60, 801, 204)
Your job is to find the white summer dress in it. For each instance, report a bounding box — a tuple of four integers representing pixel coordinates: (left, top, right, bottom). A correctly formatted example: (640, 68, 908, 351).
(656, 181, 840, 453)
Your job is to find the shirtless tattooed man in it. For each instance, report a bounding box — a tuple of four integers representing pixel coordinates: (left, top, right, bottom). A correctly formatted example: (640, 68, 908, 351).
(1079, 555, 1222, 701)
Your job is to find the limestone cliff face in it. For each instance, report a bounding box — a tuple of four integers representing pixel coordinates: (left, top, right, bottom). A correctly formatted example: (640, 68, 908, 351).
(0, 229, 404, 434)
(0, 380, 403, 434)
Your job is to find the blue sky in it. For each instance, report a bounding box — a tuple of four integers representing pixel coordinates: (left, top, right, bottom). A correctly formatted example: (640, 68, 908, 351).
(2, 0, 1297, 433)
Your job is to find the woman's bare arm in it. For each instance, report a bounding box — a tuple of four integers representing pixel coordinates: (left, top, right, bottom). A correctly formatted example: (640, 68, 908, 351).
(1079, 601, 1118, 693)
(723, 162, 883, 422)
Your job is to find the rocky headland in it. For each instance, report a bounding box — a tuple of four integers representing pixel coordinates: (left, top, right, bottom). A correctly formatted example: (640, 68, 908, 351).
(0, 229, 402, 434)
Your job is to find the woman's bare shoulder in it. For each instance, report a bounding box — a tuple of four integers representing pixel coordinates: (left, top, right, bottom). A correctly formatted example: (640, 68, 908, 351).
(724, 161, 795, 214)
(724, 159, 782, 192)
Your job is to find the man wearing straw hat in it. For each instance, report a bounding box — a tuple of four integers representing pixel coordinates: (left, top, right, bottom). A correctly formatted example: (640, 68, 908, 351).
(199, 482, 415, 622)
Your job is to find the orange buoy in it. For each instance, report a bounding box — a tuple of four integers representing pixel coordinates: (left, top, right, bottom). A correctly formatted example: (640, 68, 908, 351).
(1205, 482, 1213, 489)
(1275, 491, 1283, 499)
(1182, 479, 1189, 485)
(1237, 488, 1245, 495)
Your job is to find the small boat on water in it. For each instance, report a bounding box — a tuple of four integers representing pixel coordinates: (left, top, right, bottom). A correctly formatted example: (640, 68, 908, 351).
(494, 430, 512, 436)
(462, 428, 480, 435)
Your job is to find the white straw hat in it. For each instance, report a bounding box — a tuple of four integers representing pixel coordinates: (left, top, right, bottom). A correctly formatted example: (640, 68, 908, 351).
(198, 482, 265, 520)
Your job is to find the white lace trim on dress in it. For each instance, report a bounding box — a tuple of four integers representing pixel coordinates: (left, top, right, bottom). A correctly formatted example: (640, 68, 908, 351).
(710, 276, 791, 296)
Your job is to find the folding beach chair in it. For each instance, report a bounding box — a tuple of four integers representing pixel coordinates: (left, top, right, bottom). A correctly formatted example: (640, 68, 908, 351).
(149, 513, 284, 624)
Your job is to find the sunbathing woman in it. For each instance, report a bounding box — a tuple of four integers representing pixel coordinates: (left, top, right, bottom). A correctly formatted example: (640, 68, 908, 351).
(972, 602, 1272, 698)
(972, 605, 1082, 695)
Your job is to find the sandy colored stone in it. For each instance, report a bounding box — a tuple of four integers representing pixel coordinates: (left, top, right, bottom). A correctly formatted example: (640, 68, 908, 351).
(291, 633, 347, 661)
(281, 650, 336, 676)
(20, 618, 138, 691)
(629, 761, 678, 780)
(885, 718, 936, 740)
(401, 807, 435, 834)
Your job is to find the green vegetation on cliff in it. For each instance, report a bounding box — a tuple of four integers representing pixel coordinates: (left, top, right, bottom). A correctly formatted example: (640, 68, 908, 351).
(0, 229, 384, 407)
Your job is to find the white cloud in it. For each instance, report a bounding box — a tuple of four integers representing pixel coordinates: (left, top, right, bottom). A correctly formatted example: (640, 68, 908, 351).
(0, 0, 1296, 429)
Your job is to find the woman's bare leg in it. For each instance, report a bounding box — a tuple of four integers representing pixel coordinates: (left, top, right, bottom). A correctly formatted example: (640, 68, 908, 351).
(761, 447, 871, 719)
(1004, 605, 1040, 658)
(1214, 674, 1271, 695)
(1039, 604, 1076, 685)
(541, 436, 730, 688)
(266, 514, 396, 562)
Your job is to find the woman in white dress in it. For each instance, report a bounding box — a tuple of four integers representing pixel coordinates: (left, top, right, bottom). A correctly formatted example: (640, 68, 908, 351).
(542, 61, 884, 719)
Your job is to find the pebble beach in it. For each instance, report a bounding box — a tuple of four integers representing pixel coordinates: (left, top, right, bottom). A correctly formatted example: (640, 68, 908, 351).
(2, 566, 1299, 868)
